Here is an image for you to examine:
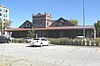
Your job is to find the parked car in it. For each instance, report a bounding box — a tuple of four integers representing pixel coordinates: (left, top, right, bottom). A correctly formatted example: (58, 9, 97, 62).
(73, 36, 87, 45)
(76, 36, 85, 39)
(25, 37, 31, 43)
(0, 36, 10, 43)
(75, 36, 86, 41)
(30, 37, 50, 47)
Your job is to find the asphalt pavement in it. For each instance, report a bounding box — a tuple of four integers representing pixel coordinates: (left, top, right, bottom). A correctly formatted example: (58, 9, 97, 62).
(0, 43, 100, 66)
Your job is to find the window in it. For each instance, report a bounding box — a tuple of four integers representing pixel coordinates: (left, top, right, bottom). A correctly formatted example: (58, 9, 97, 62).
(26, 24, 28, 27)
(60, 19, 64, 22)
(0, 8, 2, 12)
(28, 24, 30, 27)
(41, 39, 47, 41)
(37, 22, 39, 27)
(47, 22, 49, 26)
(3, 14, 7, 17)
(3, 9, 6, 12)
(3, 14, 5, 17)
(34, 38, 39, 40)
(6, 10, 8, 13)
(62, 22, 65, 25)
(40, 22, 42, 27)
(5, 19, 7, 21)
(6, 14, 7, 17)
(3, 18, 5, 21)
(0, 18, 2, 21)
(0, 13, 2, 16)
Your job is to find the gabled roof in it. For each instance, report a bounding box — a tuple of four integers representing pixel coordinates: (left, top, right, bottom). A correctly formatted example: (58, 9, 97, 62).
(50, 17, 74, 27)
(19, 20, 33, 28)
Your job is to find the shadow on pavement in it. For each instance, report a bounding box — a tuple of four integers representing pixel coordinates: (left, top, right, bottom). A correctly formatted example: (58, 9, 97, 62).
(26, 45, 44, 48)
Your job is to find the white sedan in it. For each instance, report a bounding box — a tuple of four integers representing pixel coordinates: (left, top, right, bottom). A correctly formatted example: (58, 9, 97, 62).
(30, 37, 50, 47)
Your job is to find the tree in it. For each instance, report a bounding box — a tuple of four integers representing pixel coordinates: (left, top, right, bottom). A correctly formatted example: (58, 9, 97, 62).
(94, 20, 100, 31)
(4, 20, 11, 28)
(28, 28, 35, 38)
(0, 20, 11, 29)
(0, 20, 11, 35)
(70, 19, 78, 26)
(0, 21, 2, 29)
(94, 20, 100, 37)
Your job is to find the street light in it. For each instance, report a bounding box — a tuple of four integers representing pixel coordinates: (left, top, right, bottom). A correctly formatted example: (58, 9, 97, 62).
(83, 0, 85, 38)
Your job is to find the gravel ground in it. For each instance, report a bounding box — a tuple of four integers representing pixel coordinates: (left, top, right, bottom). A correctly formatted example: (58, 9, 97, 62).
(0, 43, 100, 66)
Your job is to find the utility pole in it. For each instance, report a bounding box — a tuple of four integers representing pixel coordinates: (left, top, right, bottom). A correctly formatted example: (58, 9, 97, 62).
(1, 19, 3, 35)
(83, 0, 85, 38)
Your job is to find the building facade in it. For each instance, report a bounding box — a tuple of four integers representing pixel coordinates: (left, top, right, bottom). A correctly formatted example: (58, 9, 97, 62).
(7, 26, 96, 38)
(6, 13, 96, 38)
(19, 20, 33, 28)
(0, 5, 10, 36)
(32, 13, 52, 28)
(0, 5, 9, 23)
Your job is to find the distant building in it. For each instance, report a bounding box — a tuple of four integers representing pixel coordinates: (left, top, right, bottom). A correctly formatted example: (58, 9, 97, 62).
(0, 5, 9, 23)
(0, 5, 10, 36)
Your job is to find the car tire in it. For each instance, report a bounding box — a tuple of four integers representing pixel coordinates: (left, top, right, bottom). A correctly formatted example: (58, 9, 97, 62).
(7, 41, 9, 43)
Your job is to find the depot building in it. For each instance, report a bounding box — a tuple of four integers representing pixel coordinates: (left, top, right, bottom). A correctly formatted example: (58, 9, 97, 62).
(6, 13, 96, 38)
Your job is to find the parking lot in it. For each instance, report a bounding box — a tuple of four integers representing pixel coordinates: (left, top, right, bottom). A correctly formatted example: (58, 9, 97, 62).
(0, 43, 100, 66)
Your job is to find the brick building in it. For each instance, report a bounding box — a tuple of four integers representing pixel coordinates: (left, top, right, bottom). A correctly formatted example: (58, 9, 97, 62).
(32, 13, 52, 28)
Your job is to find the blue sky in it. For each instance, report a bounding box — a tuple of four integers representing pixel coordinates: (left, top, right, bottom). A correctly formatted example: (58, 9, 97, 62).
(0, 0, 100, 28)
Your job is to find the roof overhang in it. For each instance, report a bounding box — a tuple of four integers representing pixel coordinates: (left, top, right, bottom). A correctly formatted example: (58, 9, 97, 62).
(5, 26, 95, 31)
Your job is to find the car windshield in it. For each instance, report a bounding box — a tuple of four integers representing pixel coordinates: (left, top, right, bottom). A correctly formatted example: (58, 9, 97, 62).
(41, 39, 47, 41)
(76, 36, 84, 39)
(34, 38, 39, 40)
(25, 37, 30, 39)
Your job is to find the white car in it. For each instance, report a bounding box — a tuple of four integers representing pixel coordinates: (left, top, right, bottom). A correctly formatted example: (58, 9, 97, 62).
(73, 36, 87, 45)
(76, 36, 85, 39)
(30, 37, 50, 47)
(25, 37, 31, 42)
(75, 36, 86, 41)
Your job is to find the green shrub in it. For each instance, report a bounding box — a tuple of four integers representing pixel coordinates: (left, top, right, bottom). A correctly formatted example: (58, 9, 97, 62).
(56, 38, 67, 45)
(48, 38, 69, 45)
(73, 39, 79, 45)
(82, 40, 85, 46)
(68, 39, 73, 45)
(48, 38, 57, 44)
(72, 39, 83, 46)
(65, 38, 69, 45)
(95, 38, 100, 46)
(91, 39, 95, 46)
(48, 38, 100, 46)
(12, 38, 25, 43)
(86, 39, 90, 46)
(57, 38, 62, 45)
(78, 39, 82, 46)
